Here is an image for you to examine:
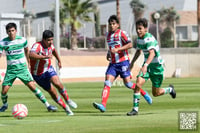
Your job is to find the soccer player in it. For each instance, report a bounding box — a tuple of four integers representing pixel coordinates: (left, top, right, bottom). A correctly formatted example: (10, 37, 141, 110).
(0, 22, 57, 112)
(127, 18, 176, 116)
(93, 15, 152, 113)
(29, 30, 77, 116)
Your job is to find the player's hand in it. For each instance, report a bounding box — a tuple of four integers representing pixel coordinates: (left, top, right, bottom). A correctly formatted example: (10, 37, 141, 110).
(106, 51, 111, 61)
(43, 55, 52, 59)
(110, 48, 118, 54)
(106, 54, 111, 61)
(58, 62, 62, 69)
(106, 56, 111, 61)
(141, 65, 147, 76)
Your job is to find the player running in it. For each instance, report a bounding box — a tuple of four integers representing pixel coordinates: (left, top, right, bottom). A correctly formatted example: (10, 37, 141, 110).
(0, 22, 57, 112)
(127, 18, 176, 116)
(93, 15, 152, 113)
(29, 30, 77, 116)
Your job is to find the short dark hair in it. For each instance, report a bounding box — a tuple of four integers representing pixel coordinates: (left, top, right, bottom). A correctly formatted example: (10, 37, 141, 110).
(108, 15, 119, 24)
(6, 23, 17, 31)
(42, 30, 54, 39)
(136, 18, 148, 28)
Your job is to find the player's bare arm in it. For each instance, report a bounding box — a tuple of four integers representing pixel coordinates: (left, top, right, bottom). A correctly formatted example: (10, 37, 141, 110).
(24, 47, 30, 68)
(52, 49, 62, 69)
(110, 42, 132, 54)
(141, 49, 155, 75)
(129, 49, 141, 71)
(29, 51, 52, 60)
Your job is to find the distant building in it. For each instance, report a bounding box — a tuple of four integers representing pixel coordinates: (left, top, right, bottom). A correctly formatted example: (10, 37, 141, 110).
(0, 0, 197, 42)
(0, 13, 24, 39)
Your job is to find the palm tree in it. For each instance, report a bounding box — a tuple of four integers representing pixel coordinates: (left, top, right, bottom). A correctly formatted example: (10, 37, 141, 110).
(93, 2, 101, 37)
(151, 7, 180, 48)
(116, 0, 121, 27)
(22, 0, 26, 9)
(21, 0, 36, 37)
(129, 0, 146, 43)
(50, 7, 68, 37)
(62, 0, 93, 50)
(129, 0, 146, 22)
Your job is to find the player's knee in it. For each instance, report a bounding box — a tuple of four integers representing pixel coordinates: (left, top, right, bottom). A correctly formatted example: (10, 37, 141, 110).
(124, 82, 133, 89)
(152, 92, 159, 97)
(52, 80, 62, 88)
(152, 90, 161, 97)
(104, 80, 112, 87)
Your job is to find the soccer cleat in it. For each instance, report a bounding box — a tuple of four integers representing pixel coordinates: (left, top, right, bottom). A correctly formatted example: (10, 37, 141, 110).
(127, 109, 138, 116)
(66, 109, 74, 116)
(67, 99, 78, 109)
(93, 102, 106, 112)
(169, 84, 176, 98)
(0, 105, 8, 112)
(65, 105, 74, 116)
(47, 105, 58, 112)
(143, 91, 152, 105)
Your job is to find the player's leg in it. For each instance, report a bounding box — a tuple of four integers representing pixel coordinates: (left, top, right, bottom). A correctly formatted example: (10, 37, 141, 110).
(0, 71, 16, 112)
(93, 74, 115, 112)
(47, 85, 73, 116)
(127, 77, 146, 116)
(120, 60, 152, 104)
(26, 81, 57, 112)
(50, 75, 77, 109)
(123, 77, 152, 105)
(19, 69, 57, 112)
(150, 63, 176, 98)
(0, 85, 10, 112)
(46, 66, 77, 109)
(151, 75, 176, 98)
(93, 63, 116, 112)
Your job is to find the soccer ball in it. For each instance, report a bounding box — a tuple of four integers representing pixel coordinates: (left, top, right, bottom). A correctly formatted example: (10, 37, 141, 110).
(12, 104, 28, 119)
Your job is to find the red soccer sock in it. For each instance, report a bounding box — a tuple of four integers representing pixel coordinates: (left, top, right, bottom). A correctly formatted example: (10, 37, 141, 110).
(101, 85, 110, 107)
(60, 88, 69, 101)
(140, 88, 146, 96)
(131, 83, 146, 96)
(56, 96, 66, 109)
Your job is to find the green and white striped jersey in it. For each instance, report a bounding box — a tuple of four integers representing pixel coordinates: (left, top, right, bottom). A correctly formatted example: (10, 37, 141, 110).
(136, 32, 164, 65)
(0, 36, 28, 70)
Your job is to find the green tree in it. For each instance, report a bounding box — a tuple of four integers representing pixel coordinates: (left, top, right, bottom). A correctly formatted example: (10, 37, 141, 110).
(130, 0, 146, 22)
(151, 7, 180, 48)
(116, 0, 121, 27)
(62, 0, 93, 50)
(93, 2, 101, 37)
(50, 7, 68, 36)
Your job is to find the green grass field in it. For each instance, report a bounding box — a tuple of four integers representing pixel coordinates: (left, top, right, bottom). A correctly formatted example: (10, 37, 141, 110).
(0, 77, 199, 133)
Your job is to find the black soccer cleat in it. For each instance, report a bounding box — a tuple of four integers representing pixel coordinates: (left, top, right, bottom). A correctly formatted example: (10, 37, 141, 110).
(169, 84, 176, 99)
(0, 105, 8, 112)
(127, 109, 138, 116)
(47, 105, 58, 112)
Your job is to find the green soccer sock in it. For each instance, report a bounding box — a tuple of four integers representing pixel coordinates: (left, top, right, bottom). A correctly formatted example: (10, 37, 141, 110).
(133, 92, 140, 112)
(1, 93, 8, 105)
(33, 88, 50, 107)
(163, 87, 172, 94)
